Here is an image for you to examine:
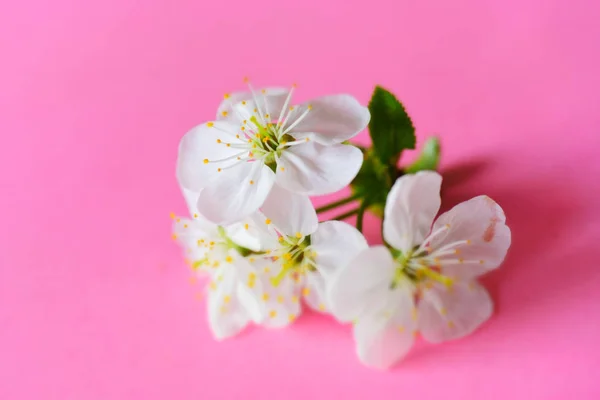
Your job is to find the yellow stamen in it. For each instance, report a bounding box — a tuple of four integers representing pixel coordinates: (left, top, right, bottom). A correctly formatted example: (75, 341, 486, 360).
(419, 268, 454, 288)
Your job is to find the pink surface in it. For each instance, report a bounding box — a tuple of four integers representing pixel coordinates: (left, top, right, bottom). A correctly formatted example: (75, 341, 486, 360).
(2, 0, 600, 398)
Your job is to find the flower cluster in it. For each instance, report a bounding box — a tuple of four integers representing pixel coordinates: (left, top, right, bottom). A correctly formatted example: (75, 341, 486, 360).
(172, 83, 511, 369)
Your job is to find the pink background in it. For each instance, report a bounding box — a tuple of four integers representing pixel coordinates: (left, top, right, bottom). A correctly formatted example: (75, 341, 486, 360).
(2, 0, 600, 398)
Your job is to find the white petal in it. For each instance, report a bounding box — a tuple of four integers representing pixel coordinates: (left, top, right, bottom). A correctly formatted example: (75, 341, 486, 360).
(197, 161, 275, 224)
(180, 187, 201, 217)
(418, 281, 493, 343)
(276, 142, 363, 196)
(285, 94, 370, 145)
(216, 92, 253, 120)
(303, 272, 329, 313)
(383, 171, 442, 252)
(225, 212, 279, 252)
(207, 267, 250, 340)
(176, 121, 243, 191)
(261, 183, 318, 237)
(353, 287, 417, 369)
(218, 88, 291, 125)
(231, 253, 266, 324)
(172, 217, 221, 275)
(310, 221, 368, 278)
(258, 271, 303, 328)
(429, 195, 511, 279)
(327, 246, 396, 323)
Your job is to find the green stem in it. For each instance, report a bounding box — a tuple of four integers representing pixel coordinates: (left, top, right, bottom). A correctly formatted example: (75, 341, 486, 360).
(356, 202, 367, 232)
(316, 193, 362, 213)
(330, 208, 360, 221)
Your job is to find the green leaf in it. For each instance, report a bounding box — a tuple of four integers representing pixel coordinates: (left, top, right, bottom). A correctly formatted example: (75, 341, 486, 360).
(350, 149, 392, 217)
(404, 137, 441, 173)
(368, 86, 416, 167)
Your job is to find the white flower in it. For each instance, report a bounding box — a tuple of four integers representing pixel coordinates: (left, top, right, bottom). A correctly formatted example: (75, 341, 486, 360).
(176, 82, 370, 224)
(172, 213, 267, 340)
(240, 197, 368, 327)
(328, 171, 511, 369)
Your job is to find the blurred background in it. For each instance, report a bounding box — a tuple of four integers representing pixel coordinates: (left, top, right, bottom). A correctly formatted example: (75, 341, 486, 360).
(1, 1, 599, 399)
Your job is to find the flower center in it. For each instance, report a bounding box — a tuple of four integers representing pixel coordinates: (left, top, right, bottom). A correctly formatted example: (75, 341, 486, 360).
(270, 233, 316, 286)
(389, 224, 474, 290)
(391, 249, 454, 290)
(245, 115, 298, 170)
(204, 84, 313, 174)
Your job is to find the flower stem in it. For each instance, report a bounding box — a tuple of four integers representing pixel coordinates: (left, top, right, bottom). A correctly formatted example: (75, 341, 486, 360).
(356, 202, 367, 232)
(330, 208, 360, 221)
(315, 193, 362, 213)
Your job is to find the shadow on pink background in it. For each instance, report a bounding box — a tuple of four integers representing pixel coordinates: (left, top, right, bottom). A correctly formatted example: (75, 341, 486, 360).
(1, 0, 599, 398)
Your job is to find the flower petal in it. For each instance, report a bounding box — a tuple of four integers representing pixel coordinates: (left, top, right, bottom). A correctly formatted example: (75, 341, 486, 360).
(353, 286, 416, 369)
(231, 254, 266, 324)
(276, 142, 363, 196)
(327, 246, 396, 323)
(418, 281, 493, 343)
(285, 94, 370, 145)
(225, 212, 280, 252)
(180, 187, 201, 217)
(207, 266, 250, 340)
(261, 183, 318, 237)
(218, 88, 291, 124)
(303, 271, 329, 313)
(176, 121, 243, 191)
(258, 271, 303, 328)
(310, 221, 368, 278)
(383, 171, 442, 252)
(172, 216, 222, 276)
(429, 195, 511, 279)
(197, 161, 275, 224)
